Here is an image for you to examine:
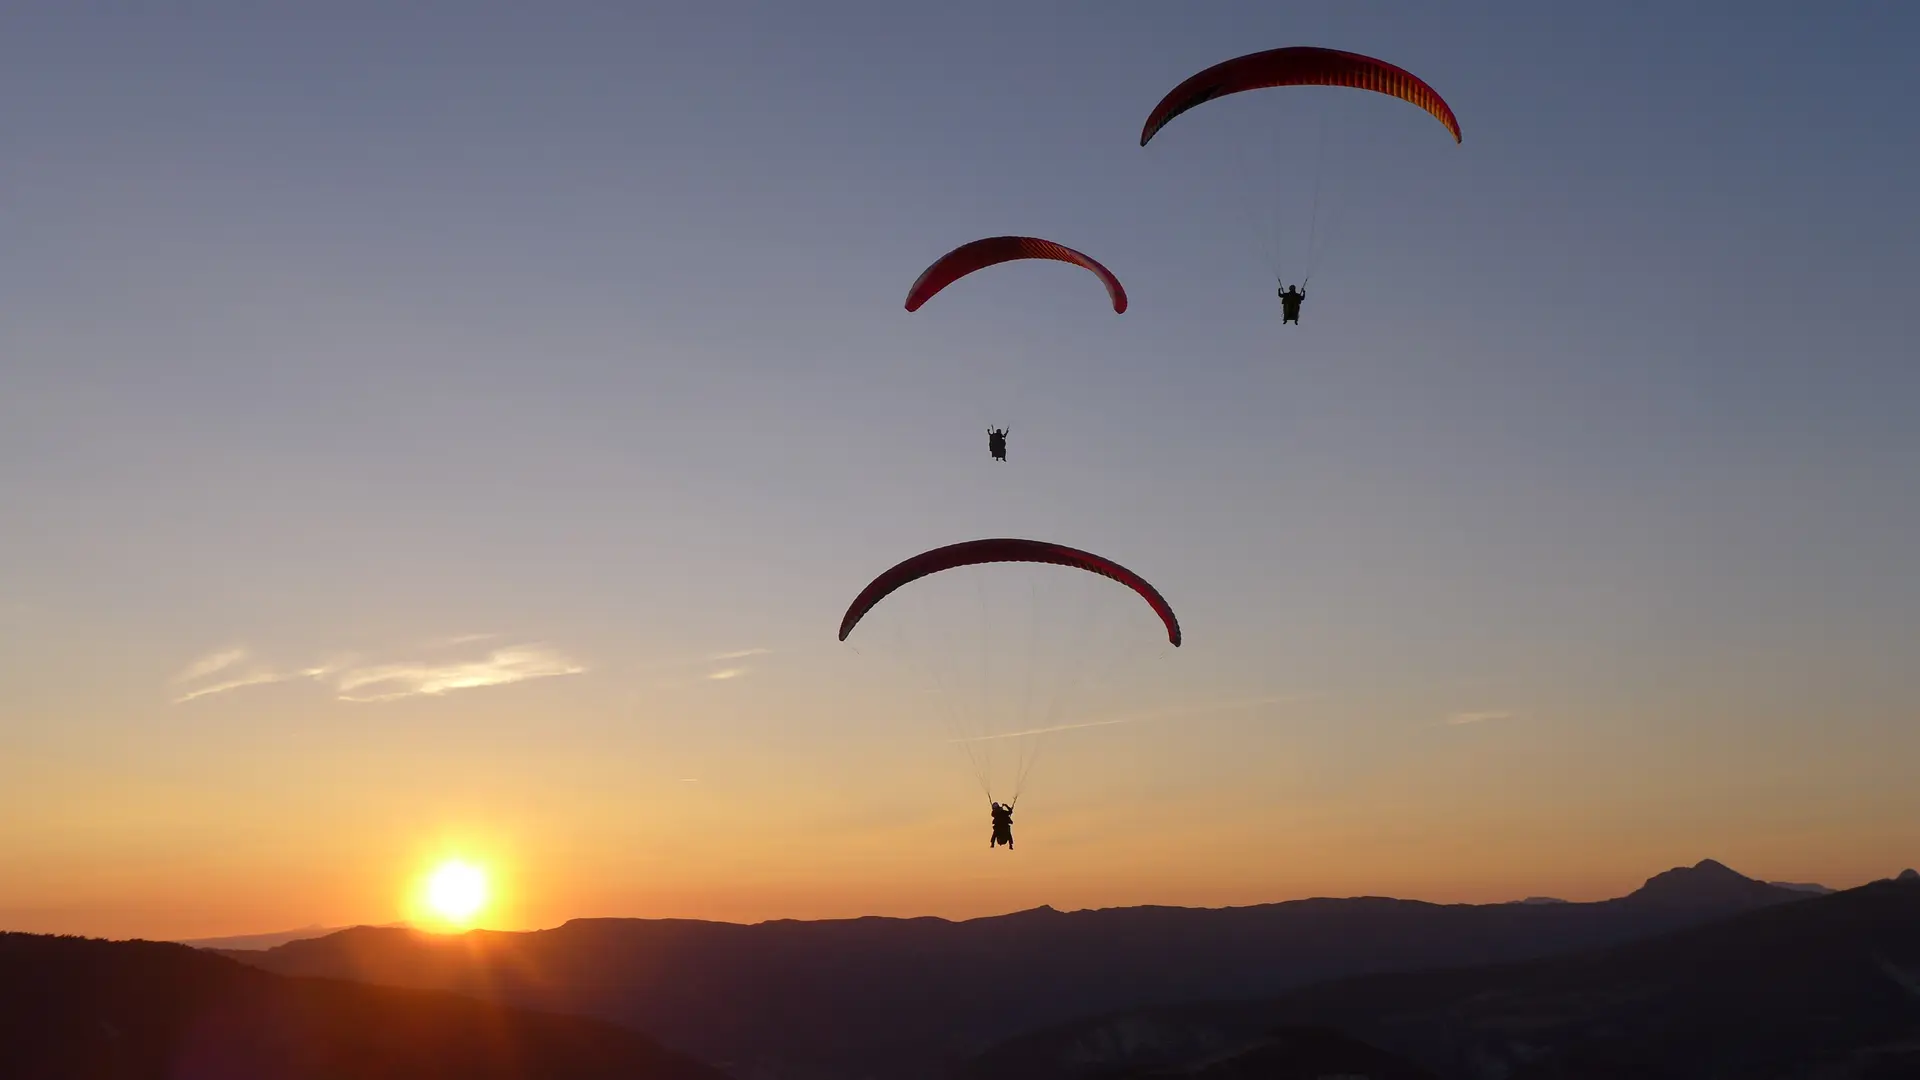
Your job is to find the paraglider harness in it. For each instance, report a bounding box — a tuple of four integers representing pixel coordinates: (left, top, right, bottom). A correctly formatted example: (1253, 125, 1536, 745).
(987, 427, 1008, 462)
(989, 799, 1015, 849)
(1278, 280, 1306, 325)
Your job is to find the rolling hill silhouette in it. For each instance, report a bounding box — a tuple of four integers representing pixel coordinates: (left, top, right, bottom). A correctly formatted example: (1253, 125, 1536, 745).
(958, 875, 1920, 1080)
(0, 932, 727, 1080)
(176, 922, 411, 951)
(213, 859, 1814, 1079)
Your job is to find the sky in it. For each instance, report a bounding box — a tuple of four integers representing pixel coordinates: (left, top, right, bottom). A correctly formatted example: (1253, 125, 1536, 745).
(3, 2, 1918, 940)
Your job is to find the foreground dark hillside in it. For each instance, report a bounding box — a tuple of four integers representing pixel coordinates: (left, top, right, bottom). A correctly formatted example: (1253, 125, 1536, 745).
(218, 859, 1812, 1079)
(0, 933, 726, 1080)
(1093, 1026, 1442, 1080)
(961, 874, 1920, 1080)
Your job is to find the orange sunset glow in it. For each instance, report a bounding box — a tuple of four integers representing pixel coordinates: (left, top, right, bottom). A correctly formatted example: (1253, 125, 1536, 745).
(4, 6, 1919, 1078)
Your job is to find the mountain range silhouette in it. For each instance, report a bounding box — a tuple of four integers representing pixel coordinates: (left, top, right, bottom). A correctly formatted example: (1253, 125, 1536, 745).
(0, 932, 726, 1080)
(12, 860, 1912, 1078)
(203, 858, 1846, 1079)
(960, 873, 1920, 1080)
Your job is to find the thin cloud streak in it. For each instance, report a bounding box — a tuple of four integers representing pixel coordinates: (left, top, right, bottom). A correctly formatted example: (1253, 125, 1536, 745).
(709, 647, 771, 661)
(949, 694, 1311, 743)
(172, 647, 248, 684)
(335, 645, 584, 703)
(1446, 710, 1518, 726)
(706, 667, 747, 681)
(173, 670, 298, 704)
(171, 659, 349, 703)
(171, 643, 583, 704)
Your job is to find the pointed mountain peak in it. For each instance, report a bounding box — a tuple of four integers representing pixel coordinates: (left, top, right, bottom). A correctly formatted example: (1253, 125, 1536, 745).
(1624, 859, 1801, 908)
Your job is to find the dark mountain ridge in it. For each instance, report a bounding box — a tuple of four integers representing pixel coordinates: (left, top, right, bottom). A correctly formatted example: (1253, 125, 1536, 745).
(177, 922, 407, 951)
(960, 875, 1920, 1080)
(214, 859, 1815, 1079)
(0, 931, 728, 1080)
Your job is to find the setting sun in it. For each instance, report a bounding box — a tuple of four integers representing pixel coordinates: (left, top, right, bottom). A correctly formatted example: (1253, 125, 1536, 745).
(424, 860, 489, 927)
(8, 5, 1920, 1077)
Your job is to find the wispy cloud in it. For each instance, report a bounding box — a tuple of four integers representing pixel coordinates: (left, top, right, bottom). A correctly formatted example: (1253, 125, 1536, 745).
(174, 670, 300, 704)
(172, 647, 249, 684)
(1446, 710, 1517, 726)
(709, 647, 771, 661)
(950, 694, 1309, 743)
(692, 647, 769, 682)
(335, 644, 584, 703)
(171, 642, 583, 704)
(171, 662, 349, 705)
(168, 648, 349, 704)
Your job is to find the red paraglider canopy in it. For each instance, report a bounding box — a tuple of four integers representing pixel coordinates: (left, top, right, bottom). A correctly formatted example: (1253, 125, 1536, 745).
(904, 237, 1128, 314)
(839, 538, 1181, 647)
(1140, 46, 1462, 147)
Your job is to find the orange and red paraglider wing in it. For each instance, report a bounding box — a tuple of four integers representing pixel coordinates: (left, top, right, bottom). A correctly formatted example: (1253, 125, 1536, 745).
(839, 538, 1181, 647)
(1140, 46, 1461, 147)
(904, 237, 1128, 314)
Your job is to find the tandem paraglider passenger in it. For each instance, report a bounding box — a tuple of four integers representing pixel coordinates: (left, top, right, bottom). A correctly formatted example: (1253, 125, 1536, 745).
(836, 539, 1183, 852)
(988, 427, 1008, 462)
(1278, 283, 1306, 324)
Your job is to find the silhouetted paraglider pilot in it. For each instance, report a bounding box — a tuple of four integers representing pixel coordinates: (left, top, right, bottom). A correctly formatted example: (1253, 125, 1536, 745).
(1278, 283, 1306, 324)
(987, 427, 1008, 462)
(990, 801, 1014, 849)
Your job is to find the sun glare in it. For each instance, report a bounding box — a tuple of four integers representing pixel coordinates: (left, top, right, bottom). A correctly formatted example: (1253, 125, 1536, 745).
(424, 859, 489, 926)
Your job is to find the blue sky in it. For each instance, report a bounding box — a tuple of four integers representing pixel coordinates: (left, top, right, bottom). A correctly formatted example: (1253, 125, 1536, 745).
(3, 3, 1918, 937)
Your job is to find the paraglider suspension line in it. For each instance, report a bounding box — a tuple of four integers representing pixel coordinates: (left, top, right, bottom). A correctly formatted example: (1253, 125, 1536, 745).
(1302, 94, 1332, 281)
